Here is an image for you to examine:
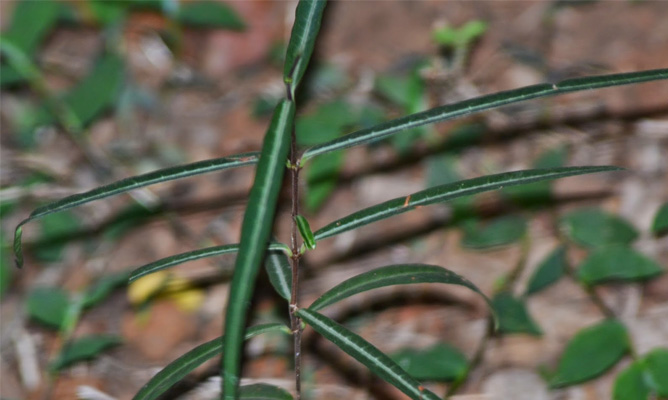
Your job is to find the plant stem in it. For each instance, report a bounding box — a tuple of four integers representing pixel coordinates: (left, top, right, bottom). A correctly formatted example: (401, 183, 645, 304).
(289, 117, 303, 399)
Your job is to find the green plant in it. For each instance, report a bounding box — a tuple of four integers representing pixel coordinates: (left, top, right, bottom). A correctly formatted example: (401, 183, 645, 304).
(10, 1, 668, 399)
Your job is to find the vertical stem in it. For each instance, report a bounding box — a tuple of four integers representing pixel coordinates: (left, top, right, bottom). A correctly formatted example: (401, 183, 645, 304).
(288, 100, 303, 399)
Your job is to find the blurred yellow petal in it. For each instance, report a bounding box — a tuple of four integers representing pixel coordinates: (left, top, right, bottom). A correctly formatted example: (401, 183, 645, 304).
(127, 271, 169, 305)
(166, 288, 205, 312)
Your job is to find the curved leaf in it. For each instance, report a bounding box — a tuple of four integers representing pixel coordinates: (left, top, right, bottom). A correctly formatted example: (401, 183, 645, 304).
(264, 249, 292, 301)
(133, 323, 290, 400)
(577, 245, 664, 285)
(309, 264, 493, 317)
(297, 308, 441, 400)
(560, 208, 638, 248)
(550, 319, 629, 388)
(13, 152, 259, 268)
(240, 383, 293, 400)
(652, 202, 668, 236)
(283, 0, 327, 97)
(128, 243, 287, 283)
(613, 360, 651, 400)
(222, 100, 294, 399)
(314, 166, 621, 242)
(301, 68, 668, 161)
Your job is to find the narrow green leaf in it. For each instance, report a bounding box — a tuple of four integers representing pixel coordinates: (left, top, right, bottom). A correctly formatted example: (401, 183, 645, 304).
(240, 383, 293, 400)
(176, 1, 245, 30)
(309, 264, 494, 318)
(577, 245, 664, 285)
(461, 215, 527, 249)
(560, 208, 638, 248)
(13, 152, 259, 268)
(652, 202, 668, 236)
(222, 100, 294, 399)
(550, 319, 629, 388)
(264, 250, 292, 301)
(314, 166, 621, 242)
(301, 69, 668, 161)
(390, 343, 468, 382)
(128, 243, 286, 283)
(51, 334, 122, 370)
(83, 270, 130, 308)
(295, 215, 316, 250)
(283, 0, 327, 96)
(525, 246, 567, 296)
(644, 348, 668, 396)
(27, 287, 70, 329)
(297, 308, 441, 400)
(613, 360, 650, 400)
(133, 323, 290, 400)
(491, 292, 542, 336)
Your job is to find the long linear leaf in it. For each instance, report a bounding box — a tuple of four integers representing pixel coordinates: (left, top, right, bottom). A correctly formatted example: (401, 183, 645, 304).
(128, 243, 288, 283)
(222, 100, 294, 399)
(314, 166, 621, 241)
(301, 69, 668, 161)
(297, 308, 441, 400)
(133, 323, 290, 400)
(309, 264, 493, 315)
(283, 0, 327, 97)
(13, 152, 259, 268)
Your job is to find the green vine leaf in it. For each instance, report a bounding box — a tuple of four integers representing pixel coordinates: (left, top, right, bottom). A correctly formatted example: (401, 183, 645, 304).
(560, 208, 638, 248)
(26, 287, 69, 330)
(314, 166, 621, 242)
(492, 292, 542, 336)
(461, 215, 527, 249)
(51, 334, 122, 371)
(301, 69, 668, 161)
(652, 202, 668, 237)
(222, 100, 294, 399)
(550, 319, 629, 388)
(390, 343, 468, 382)
(297, 308, 441, 400)
(525, 246, 567, 296)
(133, 323, 290, 400)
(576, 245, 664, 285)
(13, 152, 259, 268)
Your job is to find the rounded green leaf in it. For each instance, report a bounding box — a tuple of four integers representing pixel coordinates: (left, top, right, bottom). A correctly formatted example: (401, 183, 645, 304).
(240, 383, 293, 400)
(491, 292, 541, 336)
(644, 348, 668, 396)
(525, 246, 567, 296)
(577, 245, 664, 285)
(175, 1, 245, 30)
(308, 264, 493, 318)
(551, 319, 629, 388)
(651, 202, 668, 236)
(613, 360, 650, 400)
(390, 343, 468, 382)
(27, 287, 69, 329)
(297, 308, 441, 400)
(560, 208, 638, 248)
(51, 334, 122, 370)
(461, 215, 527, 249)
(133, 323, 290, 400)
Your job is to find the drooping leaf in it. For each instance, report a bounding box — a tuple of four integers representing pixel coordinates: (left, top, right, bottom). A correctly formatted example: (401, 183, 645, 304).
(83, 270, 131, 308)
(283, 0, 327, 97)
(128, 243, 286, 283)
(390, 343, 468, 382)
(651, 202, 668, 236)
(577, 245, 664, 286)
(301, 69, 668, 161)
(525, 246, 567, 296)
(297, 308, 441, 400)
(461, 215, 527, 249)
(550, 319, 629, 388)
(491, 292, 541, 336)
(613, 360, 651, 400)
(560, 208, 638, 248)
(133, 323, 290, 400)
(175, 1, 245, 30)
(27, 287, 70, 329)
(14, 152, 259, 267)
(51, 334, 122, 370)
(309, 264, 494, 320)
(314, 166, 621, 242)
(264, 249, 292, 301)
(644, 348, 668, 396)
(240, 383, 293, 400)
(222, 100, 294, 400)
